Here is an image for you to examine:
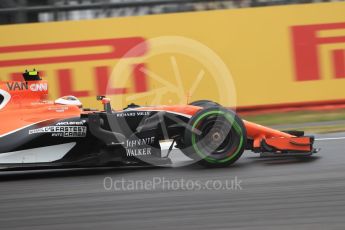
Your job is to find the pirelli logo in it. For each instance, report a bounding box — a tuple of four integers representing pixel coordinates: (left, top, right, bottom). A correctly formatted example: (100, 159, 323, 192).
(292, 22, 345, 81)
(0, 37, 149, 97)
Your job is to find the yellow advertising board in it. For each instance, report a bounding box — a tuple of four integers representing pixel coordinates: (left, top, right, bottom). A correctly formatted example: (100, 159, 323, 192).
(0, 2, 345, 110)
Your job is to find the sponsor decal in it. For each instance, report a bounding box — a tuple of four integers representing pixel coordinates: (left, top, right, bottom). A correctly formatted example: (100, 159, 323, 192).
(56, 121, 86, 126)
(29, 83, 48, 92)
(29, 125, 87, 137)
(116, 111, 150, 117)
(48, 106, 69, 112)
(6, 82, 48, 92)
(125, 137, 155, 157)
(6, 82, 28, 91)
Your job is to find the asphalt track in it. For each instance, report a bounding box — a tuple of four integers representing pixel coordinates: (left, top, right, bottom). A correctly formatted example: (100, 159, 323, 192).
(0, 132, 345, 230)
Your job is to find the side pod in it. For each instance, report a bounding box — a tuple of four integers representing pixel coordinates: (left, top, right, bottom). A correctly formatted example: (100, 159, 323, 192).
(88, 113, 126, 146)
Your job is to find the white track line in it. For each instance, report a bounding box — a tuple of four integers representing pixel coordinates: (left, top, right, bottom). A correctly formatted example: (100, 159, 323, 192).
(315, 137, 345, 141)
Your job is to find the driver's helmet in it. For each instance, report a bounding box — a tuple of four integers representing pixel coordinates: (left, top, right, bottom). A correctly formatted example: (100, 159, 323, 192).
(55, 96, 82, 108)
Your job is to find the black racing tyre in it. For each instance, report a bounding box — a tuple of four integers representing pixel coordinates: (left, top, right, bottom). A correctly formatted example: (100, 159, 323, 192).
(183, 107, 246, 167)
(189, 100, 220, 108)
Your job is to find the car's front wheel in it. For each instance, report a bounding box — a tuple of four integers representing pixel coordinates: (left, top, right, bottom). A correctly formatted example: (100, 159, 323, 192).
(182, 107, 246, 167)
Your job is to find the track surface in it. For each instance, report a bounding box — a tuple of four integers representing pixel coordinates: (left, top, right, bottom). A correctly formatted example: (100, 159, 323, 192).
(1, 133, 345, 230)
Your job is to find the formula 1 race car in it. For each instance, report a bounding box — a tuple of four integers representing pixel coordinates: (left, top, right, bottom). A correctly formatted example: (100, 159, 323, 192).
(0, 70, 318, 170)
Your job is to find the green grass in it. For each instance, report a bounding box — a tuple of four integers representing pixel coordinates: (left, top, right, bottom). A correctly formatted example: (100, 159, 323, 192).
(241, 109, 345, 134)
(302, 125, 345, 134)
(242, 109, 345, 126)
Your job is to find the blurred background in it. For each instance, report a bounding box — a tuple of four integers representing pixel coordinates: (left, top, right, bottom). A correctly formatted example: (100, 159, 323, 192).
(0, 0, 341, 24)
(2, 2, 345, 230)
(1, 0, 345, 132)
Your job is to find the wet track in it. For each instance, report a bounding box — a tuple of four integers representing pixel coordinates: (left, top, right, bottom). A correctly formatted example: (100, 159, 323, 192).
(0, 133, 345, 230)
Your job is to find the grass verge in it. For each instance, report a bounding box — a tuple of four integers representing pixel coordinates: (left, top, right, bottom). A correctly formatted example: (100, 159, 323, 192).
(301, 125, 345, 134)
(242, 109, 345, 126)
(241, 109, 345, 134)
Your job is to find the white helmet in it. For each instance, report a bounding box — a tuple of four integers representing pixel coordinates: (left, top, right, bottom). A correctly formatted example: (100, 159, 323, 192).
(55, 96, 82, 107)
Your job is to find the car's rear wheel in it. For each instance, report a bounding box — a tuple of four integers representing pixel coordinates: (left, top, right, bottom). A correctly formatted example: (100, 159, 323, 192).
(183, 107, 246, 167)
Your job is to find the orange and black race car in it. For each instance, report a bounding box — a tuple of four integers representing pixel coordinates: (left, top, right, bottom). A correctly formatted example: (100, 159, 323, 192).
(0, 70, 318, 170)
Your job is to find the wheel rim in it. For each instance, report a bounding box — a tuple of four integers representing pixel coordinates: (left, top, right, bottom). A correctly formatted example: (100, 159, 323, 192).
(191, 110, 244, 164)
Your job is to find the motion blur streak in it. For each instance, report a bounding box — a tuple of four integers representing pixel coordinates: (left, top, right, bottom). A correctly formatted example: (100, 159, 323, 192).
(0, 132, 344, 230)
